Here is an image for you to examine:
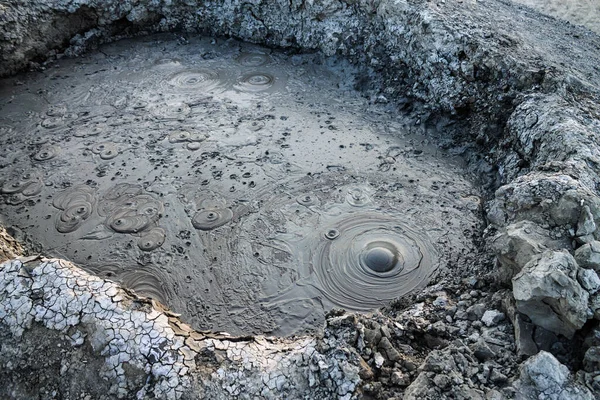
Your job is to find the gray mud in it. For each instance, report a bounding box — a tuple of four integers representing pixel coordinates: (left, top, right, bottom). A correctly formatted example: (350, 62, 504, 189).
(0, 34, 481, 336)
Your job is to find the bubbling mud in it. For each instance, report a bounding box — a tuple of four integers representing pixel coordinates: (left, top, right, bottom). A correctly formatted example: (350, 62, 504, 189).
(0, 34, 482, 335)
(168, 69, 222, 93)
(311, 213, 437, 311)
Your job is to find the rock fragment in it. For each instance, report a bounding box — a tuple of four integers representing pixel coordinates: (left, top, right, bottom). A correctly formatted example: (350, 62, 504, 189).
(512, 250, 589, 338)
(575, 241, 600, 271)
(481, 310, 505, 327)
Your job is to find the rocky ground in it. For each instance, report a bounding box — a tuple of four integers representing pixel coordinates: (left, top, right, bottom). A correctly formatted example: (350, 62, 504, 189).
(1, 0, 600, 399)
(511, 0, 600, 34)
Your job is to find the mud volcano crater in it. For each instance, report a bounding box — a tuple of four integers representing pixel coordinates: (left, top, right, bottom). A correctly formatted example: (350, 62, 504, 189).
(1, 1, 600, 399)
(0, 34, 480, 335)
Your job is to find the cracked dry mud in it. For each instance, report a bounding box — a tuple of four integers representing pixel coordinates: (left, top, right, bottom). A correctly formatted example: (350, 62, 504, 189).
(2, 0, 600, 399)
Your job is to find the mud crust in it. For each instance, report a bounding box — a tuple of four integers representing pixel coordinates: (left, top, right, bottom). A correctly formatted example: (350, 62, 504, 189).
(1, 0, 600, 399)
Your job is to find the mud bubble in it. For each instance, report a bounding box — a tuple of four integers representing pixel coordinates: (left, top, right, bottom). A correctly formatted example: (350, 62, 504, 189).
(312, 213, 438, 311)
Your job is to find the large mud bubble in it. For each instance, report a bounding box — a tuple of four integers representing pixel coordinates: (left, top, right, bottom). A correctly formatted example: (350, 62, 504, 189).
(0, 35, 482, 335)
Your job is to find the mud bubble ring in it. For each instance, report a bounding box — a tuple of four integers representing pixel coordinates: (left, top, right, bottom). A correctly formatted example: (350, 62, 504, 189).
(237, 52, 271, 67)
(1, 172, 43, 197)
(296, 193, 319, 207)
(52, 186, 96, 233)
(191, 208, 234, 231)
(168, 69, 222, 92)
(91, 142, 119, 160)
(168, 131, 191, 143)
(311, 213, 438, 311)
(345, 186, 371, 207)
(235, 72, 276, 92)
(138, 227, 166, 252)
(33, 145, 59, 161)
(107, 210, 152, 234)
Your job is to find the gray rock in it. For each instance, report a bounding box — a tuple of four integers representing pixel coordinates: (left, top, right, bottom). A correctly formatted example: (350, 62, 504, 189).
(481, 310, 506, 327)
(512, 250, 589, 338)
(577, 268, 600, 294)
(550, 190, 582, 226)
(577, 205, 597, 237)
(514, 314, 539, 357)
(492, 221, 565, 282)
(583, 346, 600, 373)
(520, 351, 569, 393)
(466, 303, 486, 321)
(575, 241, 600, 271)
(515, 351, 595, 400)
(377, 337, 401, 362)
(590, 293, 600, 320)
(472, 339, 496, 362)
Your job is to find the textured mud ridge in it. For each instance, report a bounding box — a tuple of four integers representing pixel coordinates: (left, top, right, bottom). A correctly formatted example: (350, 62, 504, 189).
(2, 0, 600, 399)
(0, 35, 480, 336)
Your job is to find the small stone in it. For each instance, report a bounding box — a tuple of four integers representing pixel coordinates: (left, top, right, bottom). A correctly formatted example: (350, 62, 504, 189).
(481, 310, 505, 327)
(578, 268, 600, 294)
(466, 304, 486, 321)
(490, 369, 508, 384)
(390, 370, 410, 386)
(575, 241, 600, 271)
(373, 352, 385, 368)
(433, 373, 451, 389)
(358, 358, 374, 380)
(520, 351, 569, 392)
(472, 339, 496, 361)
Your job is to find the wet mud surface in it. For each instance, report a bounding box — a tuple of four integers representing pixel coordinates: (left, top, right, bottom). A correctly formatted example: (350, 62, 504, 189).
(0, 34, 482, 335)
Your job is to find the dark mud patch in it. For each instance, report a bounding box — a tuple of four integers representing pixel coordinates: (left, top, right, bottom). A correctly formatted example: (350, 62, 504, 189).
(0, 34, 483, 336)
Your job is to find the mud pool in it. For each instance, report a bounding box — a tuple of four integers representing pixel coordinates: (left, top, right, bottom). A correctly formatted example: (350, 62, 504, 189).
(0, 34, 482, 336)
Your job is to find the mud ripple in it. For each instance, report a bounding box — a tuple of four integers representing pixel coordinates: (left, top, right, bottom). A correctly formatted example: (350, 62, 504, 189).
(168, 69, 222, 92)
(98, 184, 164, 243)
(235, 72, 276, 92)
(119, 268, 171, 304)
(138, 227, 166, 251)
(52, 186, 96, 233)
(237, 52, 271, 67)
(311, 213, 438, 311)
(86, 264, 171, 304)
(91, 142, 119, 160)
(191, 208, 233, 231)
(1, 172, 44, 202)
(345, 186, 371, 207)
(107, 210, 152, 233)
(33, 145, 59, 161)
(151, 101, 191, 120)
